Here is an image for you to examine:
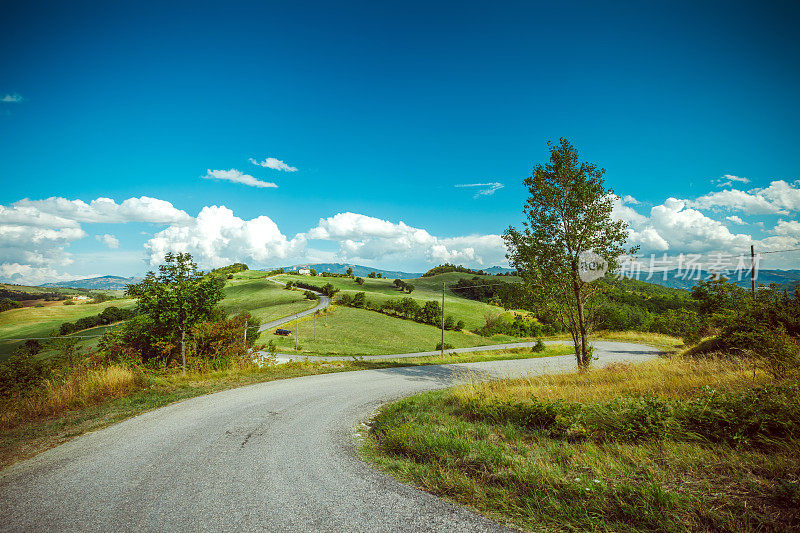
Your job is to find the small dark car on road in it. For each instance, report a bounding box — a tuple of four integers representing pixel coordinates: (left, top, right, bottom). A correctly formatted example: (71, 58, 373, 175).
(275, 328, 291, 336)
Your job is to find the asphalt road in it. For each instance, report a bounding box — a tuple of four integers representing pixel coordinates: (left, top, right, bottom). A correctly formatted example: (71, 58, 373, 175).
(0, 341, 660, 532)
(257, 279, 330, 334)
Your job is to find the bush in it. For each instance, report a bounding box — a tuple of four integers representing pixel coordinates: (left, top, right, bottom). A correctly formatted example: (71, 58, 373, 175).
(435, 342, 454, 351)
(304, 290, 319, 300)
(63, 300, 75, 306)
(0, 298, 24, 312)
(0, 350, 52, 398)
(355, 277, 365, 285)
(532, 338, 545, 352)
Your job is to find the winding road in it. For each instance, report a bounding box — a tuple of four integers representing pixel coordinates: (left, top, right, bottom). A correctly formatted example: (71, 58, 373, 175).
(0, 342, 660, 532)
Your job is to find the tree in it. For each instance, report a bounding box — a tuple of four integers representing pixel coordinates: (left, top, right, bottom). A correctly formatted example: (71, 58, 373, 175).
(309, 268, 317, 277)
(346, 267, 354, 277)
(404, 283, 414, 294)
(503, 139, 634, 370)
(355, 277, 365, 285)
(368, 272, 376, 278)
(126, 252, 224, 372)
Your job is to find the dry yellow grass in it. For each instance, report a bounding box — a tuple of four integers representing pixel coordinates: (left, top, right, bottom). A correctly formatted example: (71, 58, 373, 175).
(1, 365, 139, 429)
(454, 355, 770, 404)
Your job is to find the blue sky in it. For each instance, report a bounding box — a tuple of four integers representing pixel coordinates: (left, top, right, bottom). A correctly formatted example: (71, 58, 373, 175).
(1, 0, 799, 283)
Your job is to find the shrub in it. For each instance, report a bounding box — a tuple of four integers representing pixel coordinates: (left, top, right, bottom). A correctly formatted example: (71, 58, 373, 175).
(532, 338, 545, 352)
(0, 350, 52, 398)
(355, 277, 365, 285)
(435, 342, 454, 351)
(63, 300, 75, 305)
(0, 298, 24, 312)
(304, 290, 319, 300)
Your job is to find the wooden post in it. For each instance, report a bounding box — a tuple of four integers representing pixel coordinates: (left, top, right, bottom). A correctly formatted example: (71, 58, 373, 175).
(750, 245, 756, 300)
(441, 282, 445, 355)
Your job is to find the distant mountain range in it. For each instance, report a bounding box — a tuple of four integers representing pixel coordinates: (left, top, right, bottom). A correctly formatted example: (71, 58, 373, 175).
(40, 275, 141, 291)
(620, 269, 800, 291)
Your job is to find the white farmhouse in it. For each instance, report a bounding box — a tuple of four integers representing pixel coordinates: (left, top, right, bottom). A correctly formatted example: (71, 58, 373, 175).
(298, 268, 311, 276)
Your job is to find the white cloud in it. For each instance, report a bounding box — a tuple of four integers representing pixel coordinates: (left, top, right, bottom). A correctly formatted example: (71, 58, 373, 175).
(713, 174, 750, 187)
(201, 169, 278, 188)
(307, 212, 507, 267)
(455, 182, 504, 198)
(145, 206, 304, 268)
(726, 215, 745, 225)
(95, 234, 120, 249)
(691, 188, 786, 214)
(0, 263, 88, 286)
(622, 195, 639, 205)
(690, 180, 800, 214)
(1, 93, 23, 103)
(0, 196, 191, 284)
(772, 219, 800, 239)
(757, 180, 800, 212)
(10, 196, 192, 225)
(248, 157, 298, 172)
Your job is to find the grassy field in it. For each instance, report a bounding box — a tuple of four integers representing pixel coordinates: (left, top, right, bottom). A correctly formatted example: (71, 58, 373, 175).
(259, 304, 522, 356)
(363, 356, 800, 532)
(274, 272, 522, 330)
(0, 298, 135, 360)
(221, 270, 317, 323)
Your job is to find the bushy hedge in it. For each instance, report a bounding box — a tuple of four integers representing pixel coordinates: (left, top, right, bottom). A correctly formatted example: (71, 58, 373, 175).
(58, 306, 136, 336)
(0, 297, 23, 312)
(287, 280, 338, 297)
(337, 292, 464, 331)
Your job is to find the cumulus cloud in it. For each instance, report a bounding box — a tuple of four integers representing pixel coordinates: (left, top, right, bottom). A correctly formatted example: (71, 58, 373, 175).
(95, 234, 120, 249)
(690, 180, 800, 215)
(145, 206, 305, 268)
(0, 263, 88, 286)
(713, 174, 750, 187)
(201, 169, 278, 188)
(1, 93, 23, 103)
(622, 195, 639, 205)
(248, 157, 298, 172)
(307, 212, 507, 266)
(455, 182, 504, 198)
(8, 196, 192, 225)
(726, 215, 745, 225)
(772, 219, 800, 239)
(0, 196, 191, 284)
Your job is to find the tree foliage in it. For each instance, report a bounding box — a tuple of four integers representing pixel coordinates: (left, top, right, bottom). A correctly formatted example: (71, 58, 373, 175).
(125, 252, 224, 369)
(503, 138, 634, 369)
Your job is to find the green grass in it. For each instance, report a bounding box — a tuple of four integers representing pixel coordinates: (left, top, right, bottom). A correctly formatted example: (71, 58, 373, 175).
(260, 305, 523, 356)
(275, 272, 523, 330)
(0, 299, 136, 360)
(362, 357, 800, 532)
(221, 271, 317, 323)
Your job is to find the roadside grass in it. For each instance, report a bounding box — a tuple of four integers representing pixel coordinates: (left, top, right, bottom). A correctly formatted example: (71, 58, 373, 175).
(260, 305, 521, 356)
(0, 344, 572, 470)
(545, 330, 684, 353)
(362, 356, 800, 532)
(221, 273, 317, 323)
(0, 299, 136, 361)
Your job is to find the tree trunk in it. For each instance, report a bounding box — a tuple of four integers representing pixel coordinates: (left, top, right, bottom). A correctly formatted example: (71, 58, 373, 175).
(572, 275, 589, 371)
(180, 326, 186, 374)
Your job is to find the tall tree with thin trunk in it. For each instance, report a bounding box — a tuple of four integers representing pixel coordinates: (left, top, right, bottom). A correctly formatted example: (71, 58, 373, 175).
(126, 252, 224, 372)
(503, 138, 635, 370)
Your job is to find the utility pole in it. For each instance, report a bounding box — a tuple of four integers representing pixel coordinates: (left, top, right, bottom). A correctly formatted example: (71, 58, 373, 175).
(441, 282, 445, 355)
(750, 245, 756, 301)
(295, 314, 299, 351)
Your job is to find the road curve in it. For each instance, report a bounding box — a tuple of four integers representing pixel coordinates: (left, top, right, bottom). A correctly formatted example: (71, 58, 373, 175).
(257, 279, 330, 333)
(0, 342, 660, 532)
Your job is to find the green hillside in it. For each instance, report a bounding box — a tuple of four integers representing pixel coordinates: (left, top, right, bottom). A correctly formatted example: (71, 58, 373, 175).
(259, 305, 517, 356)
(273, 271, 522, 331)
(0, 297, 136, 360)
(221, 270, 317, 322)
